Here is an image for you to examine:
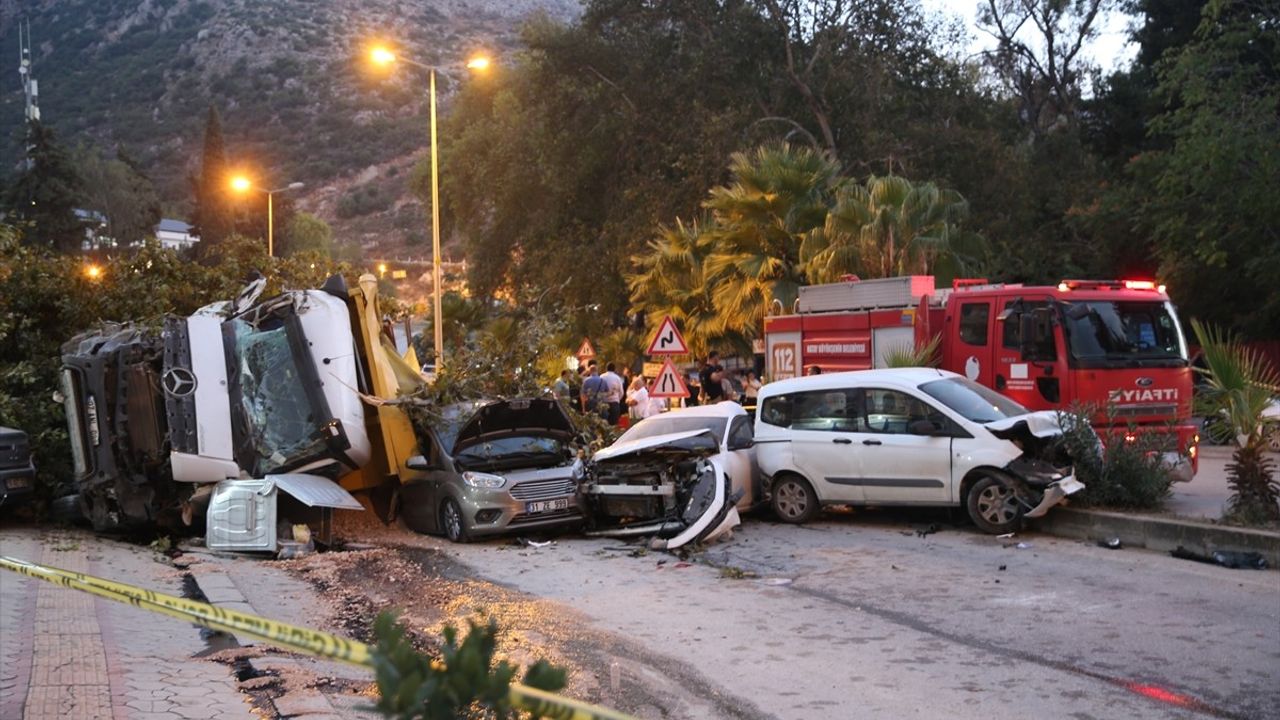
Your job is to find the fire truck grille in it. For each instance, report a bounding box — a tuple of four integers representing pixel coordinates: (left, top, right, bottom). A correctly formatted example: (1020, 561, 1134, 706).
(1112, 404, 1178, 418)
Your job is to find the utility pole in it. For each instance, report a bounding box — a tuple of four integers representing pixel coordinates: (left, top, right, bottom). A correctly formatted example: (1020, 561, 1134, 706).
(18, 19, 40, 125)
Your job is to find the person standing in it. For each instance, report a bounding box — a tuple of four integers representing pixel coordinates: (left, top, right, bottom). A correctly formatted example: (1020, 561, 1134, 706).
(699, 351, 725, 403)
(602, 362, 626, 425)
(553, 369, 573, 406)
(581, 364, 608, 418)
(743, 370, 762, 402)
(626, 376, 660, 421)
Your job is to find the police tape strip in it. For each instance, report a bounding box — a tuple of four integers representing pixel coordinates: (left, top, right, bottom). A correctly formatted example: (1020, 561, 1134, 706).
(0, 555, 637, 720)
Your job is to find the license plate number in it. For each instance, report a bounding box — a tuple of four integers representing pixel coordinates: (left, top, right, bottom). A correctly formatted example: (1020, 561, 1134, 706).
(6, 476, 31, 489)
(525, 498, 570, 514)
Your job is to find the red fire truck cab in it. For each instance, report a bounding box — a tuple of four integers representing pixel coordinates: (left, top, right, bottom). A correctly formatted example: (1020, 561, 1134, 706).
(763, 276, 1198, 479)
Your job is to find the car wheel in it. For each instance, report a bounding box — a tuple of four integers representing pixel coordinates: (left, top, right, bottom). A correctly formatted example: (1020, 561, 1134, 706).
(771, 474, 818, 524)
(1266, 426, 1280, 454)
(966, 475, 1022, 535)
(440, 498, 469, 543)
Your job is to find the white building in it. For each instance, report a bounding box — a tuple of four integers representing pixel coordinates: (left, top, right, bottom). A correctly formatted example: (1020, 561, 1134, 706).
(156, 218, 198, 251)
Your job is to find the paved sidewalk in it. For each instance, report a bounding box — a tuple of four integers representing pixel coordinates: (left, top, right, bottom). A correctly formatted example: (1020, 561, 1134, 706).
(0, 526, 253, 720)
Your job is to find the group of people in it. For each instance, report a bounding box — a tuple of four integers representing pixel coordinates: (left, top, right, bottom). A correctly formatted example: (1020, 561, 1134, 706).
(552, 351, 766, 427)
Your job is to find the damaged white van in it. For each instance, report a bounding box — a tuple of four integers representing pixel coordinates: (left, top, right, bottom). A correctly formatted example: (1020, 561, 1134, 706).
(753, 368, 1084, 534)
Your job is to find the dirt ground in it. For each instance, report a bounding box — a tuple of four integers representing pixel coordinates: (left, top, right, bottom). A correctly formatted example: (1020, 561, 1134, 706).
(265, 510, 768, 719)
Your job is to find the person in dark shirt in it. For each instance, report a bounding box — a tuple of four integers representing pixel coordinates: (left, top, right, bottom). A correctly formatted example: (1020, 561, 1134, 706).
(700, 351, 725, 403)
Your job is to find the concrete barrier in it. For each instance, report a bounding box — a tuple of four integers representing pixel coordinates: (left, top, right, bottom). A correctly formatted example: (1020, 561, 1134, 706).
(1031, 508, 1280, 568)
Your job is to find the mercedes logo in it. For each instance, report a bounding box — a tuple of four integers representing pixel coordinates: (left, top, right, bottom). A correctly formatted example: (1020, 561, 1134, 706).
(162, 367, 198, 398)
(1136, 376, 1154, 387)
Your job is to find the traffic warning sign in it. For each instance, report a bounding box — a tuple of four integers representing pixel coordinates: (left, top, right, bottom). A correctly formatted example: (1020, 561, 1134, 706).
(648, 359, 690, 398)
(645, 315, 689, 355)
(575, 337, 596, 360)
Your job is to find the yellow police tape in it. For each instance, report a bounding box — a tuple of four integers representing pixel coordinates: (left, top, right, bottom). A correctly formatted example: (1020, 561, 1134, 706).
(0, 555, 636, 720)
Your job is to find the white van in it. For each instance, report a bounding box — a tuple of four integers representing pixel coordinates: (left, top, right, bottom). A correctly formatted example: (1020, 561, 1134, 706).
(752, 368, 1084, 533)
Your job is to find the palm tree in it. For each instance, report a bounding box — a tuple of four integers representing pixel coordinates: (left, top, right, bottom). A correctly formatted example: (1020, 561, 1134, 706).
(701, 143, 842, 331)
(802, 175, 987, 284)
(628, 218, 749, 358)
(1191, 319, 1280, 524)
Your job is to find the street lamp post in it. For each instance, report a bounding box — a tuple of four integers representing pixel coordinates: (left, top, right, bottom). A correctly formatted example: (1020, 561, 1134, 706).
(370, 46, 489, 370)
(230, 177, 305, 257)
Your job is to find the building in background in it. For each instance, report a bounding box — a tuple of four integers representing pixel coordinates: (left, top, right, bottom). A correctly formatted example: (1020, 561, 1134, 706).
(156, 218, 198, 251)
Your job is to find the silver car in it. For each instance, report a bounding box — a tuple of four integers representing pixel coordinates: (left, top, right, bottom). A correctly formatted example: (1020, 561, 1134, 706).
(401, 398, 584, 542)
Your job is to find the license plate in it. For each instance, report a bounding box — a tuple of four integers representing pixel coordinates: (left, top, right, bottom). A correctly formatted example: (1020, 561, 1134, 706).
(525, 498, 570, 514)
(6, 476, 31, 490)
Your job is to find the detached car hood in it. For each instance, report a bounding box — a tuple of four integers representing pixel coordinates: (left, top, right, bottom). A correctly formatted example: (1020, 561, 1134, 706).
(591, 429, 720, 463)
(983, 411, 1064, 440)
(453, 398, 577, 454)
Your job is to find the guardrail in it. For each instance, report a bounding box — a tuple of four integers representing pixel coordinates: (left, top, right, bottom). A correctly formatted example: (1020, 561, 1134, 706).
(0, 555, 637, 720)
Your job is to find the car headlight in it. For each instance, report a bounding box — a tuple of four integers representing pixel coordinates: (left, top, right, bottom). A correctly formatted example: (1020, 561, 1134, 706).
(461, 471, 506, 489)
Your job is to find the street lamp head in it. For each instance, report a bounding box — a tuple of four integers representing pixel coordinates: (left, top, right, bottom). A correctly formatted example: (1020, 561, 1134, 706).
(287, 181, 305, 190)
(466, 55, 491, 72)
(370, 46, 396, 67)
(230, 176, 252, 192)
(84, 263, 102, 280)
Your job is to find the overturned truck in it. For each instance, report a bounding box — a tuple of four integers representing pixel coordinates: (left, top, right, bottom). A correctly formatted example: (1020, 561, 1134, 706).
(57, 274, 423, 548)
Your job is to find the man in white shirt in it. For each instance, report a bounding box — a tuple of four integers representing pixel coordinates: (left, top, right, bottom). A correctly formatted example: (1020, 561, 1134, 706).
(602, 362, 626, 425)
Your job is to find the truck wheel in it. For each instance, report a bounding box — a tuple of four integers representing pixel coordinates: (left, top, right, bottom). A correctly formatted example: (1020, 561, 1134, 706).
(440, 498, 469, 543)
(966, 475, 1022, 535)
(771, 474, 818, 524)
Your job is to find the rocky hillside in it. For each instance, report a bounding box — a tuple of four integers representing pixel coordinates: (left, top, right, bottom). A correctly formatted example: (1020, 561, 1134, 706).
(0, 0, 578, 250)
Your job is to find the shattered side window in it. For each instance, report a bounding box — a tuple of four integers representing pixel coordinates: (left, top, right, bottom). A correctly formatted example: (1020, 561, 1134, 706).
(228, 317, 329, 475)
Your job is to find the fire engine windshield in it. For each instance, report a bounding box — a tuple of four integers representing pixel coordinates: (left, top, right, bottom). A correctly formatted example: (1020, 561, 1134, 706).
(1061, 301, 1188, 367)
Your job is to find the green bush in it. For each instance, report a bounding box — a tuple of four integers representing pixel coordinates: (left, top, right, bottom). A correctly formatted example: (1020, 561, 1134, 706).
(1056, 404, 1175, 509)
(337, 184, 394, 219)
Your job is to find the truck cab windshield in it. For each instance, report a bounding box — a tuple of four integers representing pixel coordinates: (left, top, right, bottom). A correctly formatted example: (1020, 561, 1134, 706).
(1062, 301, 1187, 367)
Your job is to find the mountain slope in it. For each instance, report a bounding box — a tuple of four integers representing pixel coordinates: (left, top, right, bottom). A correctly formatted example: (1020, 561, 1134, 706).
(0, 0, 578, 241)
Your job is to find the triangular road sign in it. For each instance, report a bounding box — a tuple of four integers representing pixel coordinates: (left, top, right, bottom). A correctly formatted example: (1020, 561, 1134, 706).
(645, 315, 689, 355)
(648, 359, 690, 398)
(575, 338, 596, 360)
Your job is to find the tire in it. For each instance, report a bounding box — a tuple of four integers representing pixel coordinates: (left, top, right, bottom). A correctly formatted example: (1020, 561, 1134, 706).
(1266, 426, 1280, 454)
(771, 474, 819, 524)
(49, 494, 87, 525)
(440, 498, 469, 543)
(966, 475, 1023, 535)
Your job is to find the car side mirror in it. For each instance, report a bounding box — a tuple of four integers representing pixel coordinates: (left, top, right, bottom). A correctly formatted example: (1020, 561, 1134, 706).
(908, 420, 944, 436)
(406, 454, 432, 471)
(727, 437, 754, 451)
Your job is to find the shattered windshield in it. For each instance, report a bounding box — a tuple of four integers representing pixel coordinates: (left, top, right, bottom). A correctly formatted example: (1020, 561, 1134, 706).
(228, 316, 330, 476)
(1062, 301, 1187, 366)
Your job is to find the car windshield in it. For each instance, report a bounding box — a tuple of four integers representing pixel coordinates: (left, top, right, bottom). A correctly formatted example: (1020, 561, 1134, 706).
(454, 436, 565, 470)
(1061, 300, 1187, 366)
(618, 416, 728, 444)
(920, 377, 1028, 423)
(226, 316, 331, 475)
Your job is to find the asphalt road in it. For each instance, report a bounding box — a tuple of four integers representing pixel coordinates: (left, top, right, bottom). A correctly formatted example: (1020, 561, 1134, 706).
(427, 511, 1280, 720)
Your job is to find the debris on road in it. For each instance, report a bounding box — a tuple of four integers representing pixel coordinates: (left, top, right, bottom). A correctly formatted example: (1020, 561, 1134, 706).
(1170, 546, 1268, 569)
(1097, 537, 1123, 550)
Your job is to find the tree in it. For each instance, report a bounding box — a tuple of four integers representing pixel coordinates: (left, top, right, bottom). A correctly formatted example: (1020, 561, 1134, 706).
(190, 107, 234, 255)
(702, 143, 842, 330)
(1134, 0, 1279, 338)
(803, 175, 986, 283)
(75, 146, 162, 248)
(1192, 320, 1280, 523)
(979, 0, 1117, 136)
(5, 121, 85, 252)
(281, 212, 333, 257)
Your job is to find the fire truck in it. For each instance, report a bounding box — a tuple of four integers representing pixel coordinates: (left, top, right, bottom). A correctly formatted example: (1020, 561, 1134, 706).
(763, 276, 1198, 478)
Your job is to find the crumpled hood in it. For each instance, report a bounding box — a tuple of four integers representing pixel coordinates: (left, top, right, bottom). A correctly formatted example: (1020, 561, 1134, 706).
(453, 398, 577, 454)
(591, 429, 719, 463)
(984, 411, 1064, 440)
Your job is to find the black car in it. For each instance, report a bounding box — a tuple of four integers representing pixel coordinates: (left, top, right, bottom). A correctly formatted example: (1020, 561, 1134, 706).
(0, 426, 36, 509)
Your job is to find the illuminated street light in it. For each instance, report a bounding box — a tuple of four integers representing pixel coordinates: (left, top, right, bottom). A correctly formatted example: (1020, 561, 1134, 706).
(378, 263, 388, 277)
(368, 43, 491, 370)
(229, 176, 305, 257)
(84, 263, 102, 280)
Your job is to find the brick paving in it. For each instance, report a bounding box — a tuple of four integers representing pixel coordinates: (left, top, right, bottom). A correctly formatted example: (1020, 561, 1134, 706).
(0, 526, 254, 720)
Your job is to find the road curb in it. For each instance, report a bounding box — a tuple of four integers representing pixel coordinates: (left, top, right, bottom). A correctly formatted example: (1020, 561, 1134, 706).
(1030, 508, 1280, 568)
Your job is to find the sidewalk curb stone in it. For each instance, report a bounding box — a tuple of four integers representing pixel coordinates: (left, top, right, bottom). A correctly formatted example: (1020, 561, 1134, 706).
(1031, 507, 1280, 568)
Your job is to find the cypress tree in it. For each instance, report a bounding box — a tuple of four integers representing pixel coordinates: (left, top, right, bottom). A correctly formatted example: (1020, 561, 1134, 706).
(191, 106, 233, 255)
(5, 121, 85, 253)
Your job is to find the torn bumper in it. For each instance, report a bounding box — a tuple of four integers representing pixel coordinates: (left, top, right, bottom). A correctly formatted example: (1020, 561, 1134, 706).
(584, 456, 739, 550)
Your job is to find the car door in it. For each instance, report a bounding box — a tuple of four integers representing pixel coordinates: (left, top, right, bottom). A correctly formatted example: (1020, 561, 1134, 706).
(770, 389, 865, 503)
(398, 429, 450, 534)
(852, 387, 952, 504)
(722, 414, 759, 508)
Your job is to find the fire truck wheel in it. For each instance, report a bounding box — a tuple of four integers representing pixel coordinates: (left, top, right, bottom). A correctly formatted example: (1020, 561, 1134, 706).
(771, 474, 818, 524)
(966, 475, 1023, 535)
(440, 498, 470, 543)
